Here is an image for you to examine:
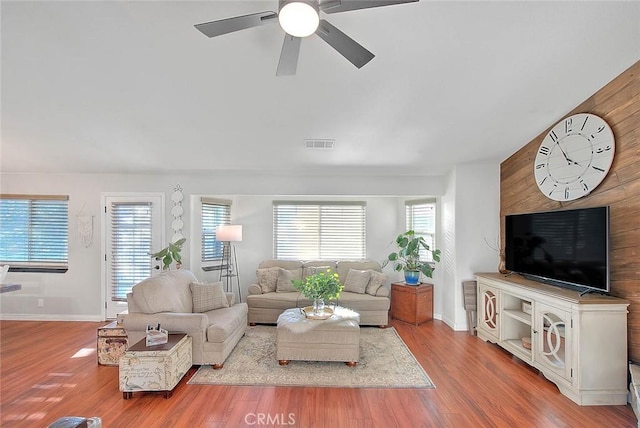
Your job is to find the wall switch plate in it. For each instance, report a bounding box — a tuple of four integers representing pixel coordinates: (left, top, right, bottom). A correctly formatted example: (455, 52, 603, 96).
(37, 298, 44, 308)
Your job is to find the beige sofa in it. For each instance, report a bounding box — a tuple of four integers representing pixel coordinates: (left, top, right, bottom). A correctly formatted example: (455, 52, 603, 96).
(117, 269, 247, 368)
(247, 260, 390, 327)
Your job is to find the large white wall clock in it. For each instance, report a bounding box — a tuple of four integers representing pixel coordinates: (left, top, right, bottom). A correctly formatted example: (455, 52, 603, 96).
(534, 113, 615, 201)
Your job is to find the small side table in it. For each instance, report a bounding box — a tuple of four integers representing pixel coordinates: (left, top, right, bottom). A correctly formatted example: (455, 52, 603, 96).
(97, 320, 128, 366)
(390, 282, 433, 325)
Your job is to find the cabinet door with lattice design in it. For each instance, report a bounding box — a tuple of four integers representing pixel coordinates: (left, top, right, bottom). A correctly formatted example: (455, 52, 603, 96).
(477, 283, 500, 342)
(534, 303, 571, 382)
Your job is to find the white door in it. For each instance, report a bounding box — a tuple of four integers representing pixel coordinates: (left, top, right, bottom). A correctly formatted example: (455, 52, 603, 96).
(103, 194, 164, 319)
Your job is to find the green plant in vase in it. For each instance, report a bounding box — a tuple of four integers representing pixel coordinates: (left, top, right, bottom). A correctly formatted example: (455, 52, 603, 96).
(150, 237, 186, 270)
(383, 230, 441, 285)
(292, 269, 344, 316)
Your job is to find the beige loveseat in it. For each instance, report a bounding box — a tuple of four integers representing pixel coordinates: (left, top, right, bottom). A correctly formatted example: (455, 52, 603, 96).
(117, 269, 247, 368)
(247, 260, 390, 327)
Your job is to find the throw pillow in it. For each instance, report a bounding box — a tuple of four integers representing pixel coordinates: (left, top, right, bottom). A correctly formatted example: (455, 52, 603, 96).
(366, 270, 387, 296)
(343, 269, 371, 294)
(131, 269, 197, 314)
(256, 266, 281, 293)
(190, 281, 230, 313)
(276, 268, 301, 292)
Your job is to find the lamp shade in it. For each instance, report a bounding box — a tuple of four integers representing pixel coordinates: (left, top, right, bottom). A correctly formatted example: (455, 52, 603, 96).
(278, 0, 319, 38)
(216, 225, 243, 242)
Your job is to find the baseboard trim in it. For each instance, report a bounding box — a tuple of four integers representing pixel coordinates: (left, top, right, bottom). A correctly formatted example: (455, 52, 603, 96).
(0, 314, 104, 322)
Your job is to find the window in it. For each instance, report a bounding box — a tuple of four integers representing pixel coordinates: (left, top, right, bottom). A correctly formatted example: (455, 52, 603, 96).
(273, 201, 366, 260)
(406, 199, 437, 263)
(201, 198, 231, 263)
(104, 194, 163, 317)
(0, 194, 69, 272)
(109, 202, 153, 301)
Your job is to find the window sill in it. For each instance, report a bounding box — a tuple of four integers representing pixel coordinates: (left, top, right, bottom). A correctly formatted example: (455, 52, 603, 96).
(8, 267, 68, 274)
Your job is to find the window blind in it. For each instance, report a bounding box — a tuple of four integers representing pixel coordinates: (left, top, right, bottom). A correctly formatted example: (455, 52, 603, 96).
(273, 201, 366, 260)
(0, 195, 69, 271)
(201, 198, 231, 262)
(406, 199, 437, 262)
(110, 202, 152, 301)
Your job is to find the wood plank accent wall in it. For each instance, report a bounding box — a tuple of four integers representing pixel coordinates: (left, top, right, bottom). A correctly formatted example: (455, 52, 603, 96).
(500, 60, 640, 362)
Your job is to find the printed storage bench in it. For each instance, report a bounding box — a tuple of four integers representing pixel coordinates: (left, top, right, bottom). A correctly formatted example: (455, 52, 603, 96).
(119, 334, 192, 399)
(97, 321, 128, 366)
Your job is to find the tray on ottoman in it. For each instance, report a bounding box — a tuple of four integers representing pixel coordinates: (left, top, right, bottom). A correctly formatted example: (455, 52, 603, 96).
(276, 307, 360, 367)
(119, 333, 192, 399)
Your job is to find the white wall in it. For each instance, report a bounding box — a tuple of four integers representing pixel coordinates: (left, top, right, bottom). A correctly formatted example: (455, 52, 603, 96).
(0, 166, 498, 323)
(439, 162, 501, 330)
(188, 195, 404, 298)
(440, 169, 457, 325)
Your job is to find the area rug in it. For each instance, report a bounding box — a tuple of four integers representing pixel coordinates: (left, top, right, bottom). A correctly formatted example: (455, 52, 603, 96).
(188, 326, 435, 389)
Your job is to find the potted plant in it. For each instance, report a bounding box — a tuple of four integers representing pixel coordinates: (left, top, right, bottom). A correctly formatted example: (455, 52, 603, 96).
(292, 269, 344, 316)
(383, 230, 441, 285)
(150, 237, 186, 270)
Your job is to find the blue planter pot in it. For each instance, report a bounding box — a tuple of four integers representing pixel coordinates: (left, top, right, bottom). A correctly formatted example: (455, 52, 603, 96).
(404, 270, 420, 285)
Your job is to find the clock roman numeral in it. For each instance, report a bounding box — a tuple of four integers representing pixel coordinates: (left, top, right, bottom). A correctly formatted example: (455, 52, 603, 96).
(549, 184, 558, 197)
(580, 179, 589, 192)
(539, 146, 550, 156)
(590, 125, 605, 140)
(581, 116, 589, 131)
(536, 163, 546, 170)
(539, 176, 549, 186)
(565, 118, 572, 133)
(565, 187, 570, 200)
(550, 131, 558, 143)
(592, 165, 605, 172)
(595, 145, 612, 154)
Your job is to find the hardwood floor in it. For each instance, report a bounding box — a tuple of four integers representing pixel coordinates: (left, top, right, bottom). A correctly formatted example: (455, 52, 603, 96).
(1, 319, 636, 427)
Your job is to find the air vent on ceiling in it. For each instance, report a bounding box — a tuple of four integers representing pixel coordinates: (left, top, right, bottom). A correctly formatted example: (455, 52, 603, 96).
(305, 139, 335, 150)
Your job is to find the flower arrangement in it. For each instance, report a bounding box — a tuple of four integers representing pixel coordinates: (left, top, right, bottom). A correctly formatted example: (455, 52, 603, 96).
(292, 269, 344, 301)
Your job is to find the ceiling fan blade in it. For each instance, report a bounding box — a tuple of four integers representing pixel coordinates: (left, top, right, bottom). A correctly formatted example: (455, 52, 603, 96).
(194, 11, 277, 38)
(321, 0, 419, 14)
(277, 35, 302, 76)
(315, 20, 374, 69)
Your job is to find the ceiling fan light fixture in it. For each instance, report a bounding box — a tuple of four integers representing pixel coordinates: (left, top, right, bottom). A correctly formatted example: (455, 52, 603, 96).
(278, 0, 319, 38)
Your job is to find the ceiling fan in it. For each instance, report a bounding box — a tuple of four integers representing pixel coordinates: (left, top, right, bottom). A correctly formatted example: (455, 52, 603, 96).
(194, 0, 419, 76)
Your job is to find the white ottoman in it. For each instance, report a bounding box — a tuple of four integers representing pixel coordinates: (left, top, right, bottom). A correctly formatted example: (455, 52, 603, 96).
(276, 307, 360, 367)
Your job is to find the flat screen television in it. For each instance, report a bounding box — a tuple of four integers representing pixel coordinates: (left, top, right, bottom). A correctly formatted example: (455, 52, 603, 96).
(504, 206, 610, 293)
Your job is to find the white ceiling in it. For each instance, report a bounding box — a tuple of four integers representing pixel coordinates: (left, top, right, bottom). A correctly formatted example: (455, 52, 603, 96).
(2, 1, 639, 177)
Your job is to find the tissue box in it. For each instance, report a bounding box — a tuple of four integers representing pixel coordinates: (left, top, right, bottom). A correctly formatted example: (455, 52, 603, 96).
(146, 328, 168, 346)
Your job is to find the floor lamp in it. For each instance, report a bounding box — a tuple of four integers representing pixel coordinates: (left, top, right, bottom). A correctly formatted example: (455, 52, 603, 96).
(216, 224, 242, 302)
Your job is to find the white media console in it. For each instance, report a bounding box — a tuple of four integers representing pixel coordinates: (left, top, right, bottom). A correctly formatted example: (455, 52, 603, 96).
(475, 272, 629, 406)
